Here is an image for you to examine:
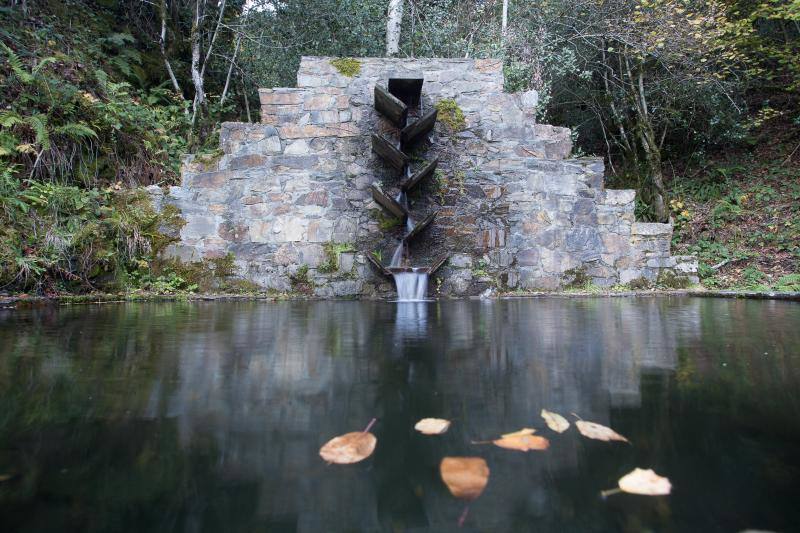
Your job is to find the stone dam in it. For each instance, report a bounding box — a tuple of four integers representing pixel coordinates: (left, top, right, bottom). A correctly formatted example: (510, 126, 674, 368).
(149, 57, 698, 297)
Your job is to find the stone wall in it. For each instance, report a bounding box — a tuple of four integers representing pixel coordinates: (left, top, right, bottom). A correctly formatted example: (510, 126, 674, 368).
(151, 56, 698, 296)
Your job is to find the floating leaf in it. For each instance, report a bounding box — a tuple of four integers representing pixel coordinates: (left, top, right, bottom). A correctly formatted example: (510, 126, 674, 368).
(415, 418, 451, 435)
(575, 420, 629, 443)
(493, 433, 550, 452)
(440, 457, 490, 500)
(500, 427, 536, 439)
(541, 409, 570, 433)
(319, 430, 377, 464)
(0, 473, 12, 483)
(618, 468, 672, 496)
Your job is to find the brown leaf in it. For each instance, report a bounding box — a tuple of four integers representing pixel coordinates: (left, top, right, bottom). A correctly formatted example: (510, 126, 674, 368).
(618, 468, 672, 495)
(414, 418, 451, 435)
(541, 409, 570, 433)
(319, 431, 377, 464)
(493, 433, 550, 452)
(440, 457, 490, 500)
(575, 420, 629, 443)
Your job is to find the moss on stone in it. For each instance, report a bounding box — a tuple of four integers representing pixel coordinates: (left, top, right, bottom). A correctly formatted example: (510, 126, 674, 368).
(318, 242, 355, 273)
(330, 57, 361, 77)
(627, 277, 652, 290)
(289, 264, 314, 294)
(435, 98, 466, 132)
(656, 270, 692, 289)
(562, 267, 591, 290)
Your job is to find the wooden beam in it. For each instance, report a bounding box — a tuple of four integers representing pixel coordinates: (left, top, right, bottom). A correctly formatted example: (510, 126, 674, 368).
(401, 109, 438, 148)
(404, 210, 436, 243)
(374, 85, 407, 127)
(429, 254, 449, 275)
(401, 157, 439, 192)
(371, 133, 409, 171)
(366, 252, 391, 277)
(371, 184, 408, 219)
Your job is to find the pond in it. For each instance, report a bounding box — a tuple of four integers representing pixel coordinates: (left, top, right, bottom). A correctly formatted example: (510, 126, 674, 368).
(0, 297, 799, 532)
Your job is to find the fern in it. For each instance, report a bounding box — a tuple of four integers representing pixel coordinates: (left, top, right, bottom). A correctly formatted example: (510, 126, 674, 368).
(32, 56, 58, 77)
(0, 111, 24, 128)
(55, 123, 97, 140)
(27, 114, 50, 151)
(0, 41, 33, 83)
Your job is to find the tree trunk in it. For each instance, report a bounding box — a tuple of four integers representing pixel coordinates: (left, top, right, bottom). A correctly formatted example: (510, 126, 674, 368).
(386, 0, 403, 57)
(190, 0, 204, 128)
(158, 0, 184, 99)
(502, 0, 509, 38)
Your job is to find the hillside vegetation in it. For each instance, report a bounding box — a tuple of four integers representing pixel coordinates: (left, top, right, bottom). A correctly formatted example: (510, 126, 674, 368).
(0, 0, 797, 295)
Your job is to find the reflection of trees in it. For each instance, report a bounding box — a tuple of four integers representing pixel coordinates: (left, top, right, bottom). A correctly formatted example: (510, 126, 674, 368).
(1, 298, 799, 531)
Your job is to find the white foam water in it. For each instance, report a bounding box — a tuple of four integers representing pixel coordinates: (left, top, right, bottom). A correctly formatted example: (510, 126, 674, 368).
(390, 169, 429, 301)
(392, 271, 428, 301)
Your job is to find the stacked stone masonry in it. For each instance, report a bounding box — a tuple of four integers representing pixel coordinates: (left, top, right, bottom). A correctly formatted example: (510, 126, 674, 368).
(150, 57, 698, 296)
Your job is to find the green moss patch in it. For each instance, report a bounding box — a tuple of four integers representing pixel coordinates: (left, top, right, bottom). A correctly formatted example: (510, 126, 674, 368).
(330, 58, 361, 77)
(435, 98, 466, 132)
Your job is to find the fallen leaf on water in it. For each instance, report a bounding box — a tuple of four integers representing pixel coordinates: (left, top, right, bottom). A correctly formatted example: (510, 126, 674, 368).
(500, 427, 536, 438)
(617, 468, 672, 495)
(319, 421, 377, 464)
(575, 420, 629, 443)
(415, 418, 451, 435)
(440, 457, 490, 500)
(541, 409, 570, 433)
(0, 474, 13, 483)
(493, 433, 550, 452)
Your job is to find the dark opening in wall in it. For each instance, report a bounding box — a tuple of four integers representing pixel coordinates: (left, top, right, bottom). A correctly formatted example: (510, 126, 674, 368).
(389, 78, 424, 107)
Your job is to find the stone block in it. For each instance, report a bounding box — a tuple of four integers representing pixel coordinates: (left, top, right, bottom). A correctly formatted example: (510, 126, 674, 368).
(604, 189, 636, 205)
(303, 95, 336, 110)
(307, 219, 333, 242)
(258, 89, 303, 105)
(449, 254, 473, 268)
(182, 215, 218, 241)
(632, 222, 672, 236)
(517, 248, 540, 266)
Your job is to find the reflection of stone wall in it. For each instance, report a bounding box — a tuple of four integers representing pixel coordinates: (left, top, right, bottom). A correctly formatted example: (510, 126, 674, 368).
(141, 299, 700, 531)
(151, 57, 698, 296)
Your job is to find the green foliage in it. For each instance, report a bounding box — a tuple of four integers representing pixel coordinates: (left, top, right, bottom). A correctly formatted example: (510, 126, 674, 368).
(434, 168, 466, 204)
(289, 265, 313, 294)
(435, 99, 466, 132)
(329, 58, 361, 77)
(318, 242, 355, 273)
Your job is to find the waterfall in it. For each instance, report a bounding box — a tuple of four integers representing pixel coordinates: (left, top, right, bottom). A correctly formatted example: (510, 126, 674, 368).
(390, 168, 429, 300)
(393, 270, 429, 301)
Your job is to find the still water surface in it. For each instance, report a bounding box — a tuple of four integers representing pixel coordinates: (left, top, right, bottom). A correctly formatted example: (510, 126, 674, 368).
(0, 297, 799, 532)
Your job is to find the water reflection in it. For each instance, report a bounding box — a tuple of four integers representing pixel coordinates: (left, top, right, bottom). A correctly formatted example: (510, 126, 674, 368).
(0, 298, 799, 532)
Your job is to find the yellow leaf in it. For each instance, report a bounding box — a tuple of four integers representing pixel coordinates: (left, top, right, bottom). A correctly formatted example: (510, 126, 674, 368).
(575, 420, 629, 443)
(319, 430, 377, 464)
(414, 418, 451, 435)
(500, 427, 536, 439)
(541, 409, 570, 433)
(493, 433, 550, 452)
(618, 468, 672, 495)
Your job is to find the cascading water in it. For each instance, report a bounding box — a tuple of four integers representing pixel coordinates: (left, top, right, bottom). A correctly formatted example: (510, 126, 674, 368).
(370, 78, 441, 302)
(393, 270, 429, 301)
(391, 172, 428, 301)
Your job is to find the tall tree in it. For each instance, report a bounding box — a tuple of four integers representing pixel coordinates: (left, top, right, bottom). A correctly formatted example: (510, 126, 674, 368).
(386, 0, 404, 56)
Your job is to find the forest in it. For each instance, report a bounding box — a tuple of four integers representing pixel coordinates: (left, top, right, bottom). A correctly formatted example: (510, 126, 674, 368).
(0, 0, 798, 294)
